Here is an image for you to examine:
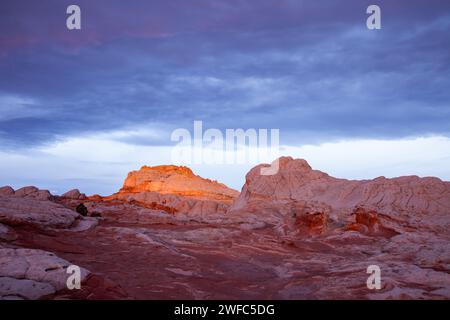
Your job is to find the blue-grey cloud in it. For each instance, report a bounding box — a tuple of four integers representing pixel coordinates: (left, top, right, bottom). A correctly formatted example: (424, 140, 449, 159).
(0, 0, 449, 149)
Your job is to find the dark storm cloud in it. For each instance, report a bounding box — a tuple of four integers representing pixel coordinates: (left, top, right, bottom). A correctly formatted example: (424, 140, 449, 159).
(0, 0, 449, 148)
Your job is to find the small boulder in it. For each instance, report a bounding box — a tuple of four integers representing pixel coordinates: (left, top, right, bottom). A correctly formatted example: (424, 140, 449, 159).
(13, 186, 52, 200)
(62, 189, 86, 200)
(76, 203, 88, 217)
(14, 186, 39, 197)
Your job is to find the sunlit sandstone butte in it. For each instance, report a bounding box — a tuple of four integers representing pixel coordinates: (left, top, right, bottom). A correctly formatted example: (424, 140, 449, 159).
(1, 157, 449, 299)
(119, 165, 238, 201)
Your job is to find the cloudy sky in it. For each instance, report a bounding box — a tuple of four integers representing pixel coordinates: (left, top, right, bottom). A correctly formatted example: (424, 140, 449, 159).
(1, 0, 450, 194)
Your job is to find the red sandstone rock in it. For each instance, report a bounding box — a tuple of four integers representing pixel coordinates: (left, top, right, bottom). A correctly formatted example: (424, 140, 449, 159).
(109, 165, 239, 218)
(1, 158, 449, 300)
(229, 156, 450, 234)
(345, 206, 399, 237)
(109, 191, 231, 219)
(119, 164, 239, 202)
(61, 189, 86, 200)
(0, 186, 14, 196)
(0, 195, 78, 229)
(14, 186, 53, 201)
(0, 223, 17, 242)
(0, 187, 97, 230)
(0, 248, 89, 300)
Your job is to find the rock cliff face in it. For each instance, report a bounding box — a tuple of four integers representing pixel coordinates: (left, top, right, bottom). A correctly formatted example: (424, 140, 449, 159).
(109, 164, 239, 218)
(119, 165, 238, 202)
(229, 156, 450, 234)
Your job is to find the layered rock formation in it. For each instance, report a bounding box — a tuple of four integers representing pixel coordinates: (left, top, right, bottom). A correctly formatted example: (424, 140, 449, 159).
(109, 164, 239, 218)
(0, 186, 80, 229)
(119, 165, 238, 201)
(0, 186, 110, 299)
(230, 156, 450, 234)
(0, 248, 89, 300)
